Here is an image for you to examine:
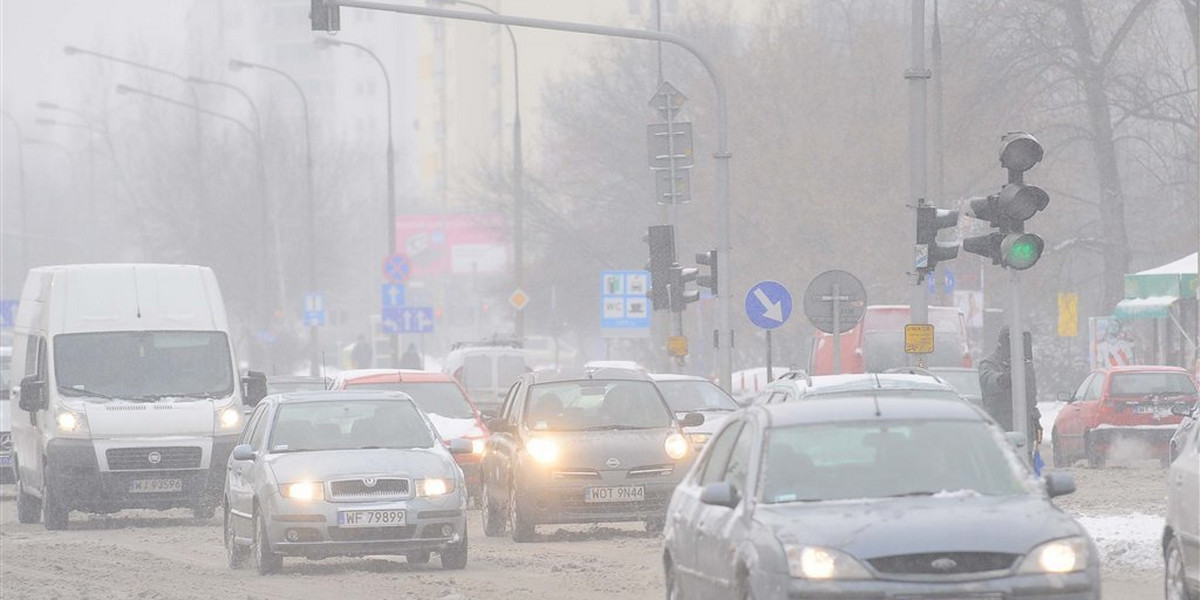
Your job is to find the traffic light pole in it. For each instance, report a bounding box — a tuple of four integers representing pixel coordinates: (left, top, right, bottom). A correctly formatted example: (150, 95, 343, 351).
(1009, 269, 1030, 447)
(907, 0, 931, 362)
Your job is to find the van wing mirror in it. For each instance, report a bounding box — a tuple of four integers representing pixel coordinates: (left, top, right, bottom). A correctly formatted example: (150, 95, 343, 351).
(243, 370, 268, 407)
(18, 375, 48, 412)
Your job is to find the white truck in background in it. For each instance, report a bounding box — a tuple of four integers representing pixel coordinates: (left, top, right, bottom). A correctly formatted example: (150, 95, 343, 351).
(10, 264, 267, 529)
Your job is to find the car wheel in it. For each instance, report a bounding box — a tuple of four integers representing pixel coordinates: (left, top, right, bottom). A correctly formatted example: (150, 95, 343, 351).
(645, 517, 665, 534)
(1051, 430, 1065, 467)
(42, 478, 69, 531)
(665, 560, 683, 600)
(1086, 434, 1107, 469)
(738, 571, 756, 600)
(1166, 536, 1195, 600)
(193, 501, 217, 521)
(481, 481, 505, 537)
(406, 550, 431, 564)
(440, 528, 468, 570)
(16, 474, 42, 524)
(225, 505, 248, 570)
(251, 508, 282, 575)
(509, 486, 536, 543)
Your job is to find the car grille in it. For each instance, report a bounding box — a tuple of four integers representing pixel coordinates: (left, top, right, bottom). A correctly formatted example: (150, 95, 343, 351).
(627, 464, 674, 478)
(869, 552, 1019, 575)
(105, 447, 202, 471)
(328, 478, 409, 501)
(327, 525, 416, 541)
(0, 432, 11, 454)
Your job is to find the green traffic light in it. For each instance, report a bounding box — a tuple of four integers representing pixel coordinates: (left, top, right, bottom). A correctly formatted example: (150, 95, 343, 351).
(1002, 233, 1044, 270)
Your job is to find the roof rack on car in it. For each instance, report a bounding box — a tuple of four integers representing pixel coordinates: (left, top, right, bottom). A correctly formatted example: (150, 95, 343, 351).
(777, 370, 813, 387)
(882, 367, 944, 383)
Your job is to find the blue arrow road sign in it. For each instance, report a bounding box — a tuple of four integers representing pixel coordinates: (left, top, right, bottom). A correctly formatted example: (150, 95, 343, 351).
(381, 283, 406, 309)
(0, 300, 16, 329)
(303, 293, 326, 327)
(382, 253, 413, 284)
(745, 281, 792, 330)
(382, 306, 434, 334)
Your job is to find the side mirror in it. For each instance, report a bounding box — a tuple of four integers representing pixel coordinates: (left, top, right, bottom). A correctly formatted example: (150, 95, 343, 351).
(1056, 392, 1073, 403)
(700, 481, 741, 509)
(230, 444, 256, 462)
(485, 418, 512, 434)
(1044, 472, 1076, 498)
(18, 375, 48, 412)
(1005, 431, 1028, 450)
(678, 412, 705, 428)
(242, 370, 268, 407)
(447, 438, 473, 455)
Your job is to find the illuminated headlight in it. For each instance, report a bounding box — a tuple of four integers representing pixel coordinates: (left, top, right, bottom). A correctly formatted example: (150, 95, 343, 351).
(56, 409, 87, 433)
(416, 478, 453, 497)
(665, 433, 690, 460)
(785, 546, 873, 580)
(281, 481, 323, 501)
(1017, 537, 1089, 574)
(217, 406, 241, 430)
(687, 432, 712, 446)
(471, 438, 487, 455)
(525, 437, 559, 465)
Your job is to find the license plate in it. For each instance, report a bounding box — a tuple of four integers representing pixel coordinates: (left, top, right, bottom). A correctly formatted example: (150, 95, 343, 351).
(337, 509, 407, 528)
(0, 455, 12, 467)
(129, 478, 182, 493)
(585, 486, 645, 503)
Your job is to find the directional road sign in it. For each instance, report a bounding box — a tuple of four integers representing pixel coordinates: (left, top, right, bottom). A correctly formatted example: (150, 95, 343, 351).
(648, 80, 687, 119)
(382, 252, 413, 285)
(303, 293, 326, 327)
(381, 283, 406, 309)
(382, 306, 434, 334)
(0, 300, 16, 329)
(744, 281, 793, 330)
(647, 122, 694, 169)
(654, 169, 691, 205)
(803, 270, 867, 334)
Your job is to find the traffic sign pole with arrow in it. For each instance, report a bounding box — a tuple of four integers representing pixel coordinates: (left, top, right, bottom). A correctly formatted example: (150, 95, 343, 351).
(745, 281, 793, 381)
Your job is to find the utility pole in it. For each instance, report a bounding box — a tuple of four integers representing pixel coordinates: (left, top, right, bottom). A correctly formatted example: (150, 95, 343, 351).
(907, 0, 931, 362)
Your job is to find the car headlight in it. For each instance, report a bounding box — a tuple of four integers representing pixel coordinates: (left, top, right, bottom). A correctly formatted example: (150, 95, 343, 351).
(687, 432, 712, 446)
(416, 478, 453, 497)
(525, 437, 559, 465)
(785, 546, 873, 580)
(665, 432, 690, 460)
(216, 406, 241, 431)
(280, 481, 323, 501)
(471, 438, 487, 455)
(1017, 537, 1089, 574)
(56, 409, 88, 434)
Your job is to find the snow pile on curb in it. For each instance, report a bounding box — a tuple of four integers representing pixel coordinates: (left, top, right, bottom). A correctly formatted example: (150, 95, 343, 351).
(1074, 512, 1163, 570)
(1038, 402, 1065, 441)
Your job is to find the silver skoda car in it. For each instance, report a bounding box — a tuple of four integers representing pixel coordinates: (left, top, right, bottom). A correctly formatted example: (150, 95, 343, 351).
(223, 390, 471, 574)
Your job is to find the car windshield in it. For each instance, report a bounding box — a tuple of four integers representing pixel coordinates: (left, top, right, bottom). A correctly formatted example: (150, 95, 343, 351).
(759, 419, 1029, 503)
(268, 399, 434, 453)
(267, 378, 328, 395)
(657, 380, 739, 412)
(524, 380, 673, 431)
(932, 371, 982, 398)
(54, 331, 234, 400)
(346, 381, 475, 419)
(1109, 372, 1198, 397)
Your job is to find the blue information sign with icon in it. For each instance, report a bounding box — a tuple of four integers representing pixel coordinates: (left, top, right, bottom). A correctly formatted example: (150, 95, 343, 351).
(381, 283, 406, 309)
(303, 293, 326, 326)
(382, 306, 434, 334)
(600, 270, 652, 331)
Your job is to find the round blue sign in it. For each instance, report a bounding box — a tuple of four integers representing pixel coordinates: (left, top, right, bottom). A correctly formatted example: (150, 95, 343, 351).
(745, 280, 793, 330)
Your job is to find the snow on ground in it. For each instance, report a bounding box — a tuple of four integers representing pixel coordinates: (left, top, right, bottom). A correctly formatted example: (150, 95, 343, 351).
(1073, 512, 1163, 571)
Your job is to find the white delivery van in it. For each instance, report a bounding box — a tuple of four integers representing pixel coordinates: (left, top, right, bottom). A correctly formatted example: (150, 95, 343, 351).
(442, 341, 530, 414)
(10, 264, 267, 529)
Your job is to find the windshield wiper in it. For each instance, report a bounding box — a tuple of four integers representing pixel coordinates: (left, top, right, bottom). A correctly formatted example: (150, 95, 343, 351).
(58, 387, 117, 400)
(885, 491, 938, 498)
(582, 424, 652, 431)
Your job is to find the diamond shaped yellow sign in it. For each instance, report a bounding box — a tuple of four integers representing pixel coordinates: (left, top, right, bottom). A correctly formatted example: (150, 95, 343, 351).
(509, 289, 529, 311)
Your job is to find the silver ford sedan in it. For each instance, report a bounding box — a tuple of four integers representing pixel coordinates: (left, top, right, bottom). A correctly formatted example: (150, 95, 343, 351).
(223, 390, 471, 574)
(664, 394, 1099, 599)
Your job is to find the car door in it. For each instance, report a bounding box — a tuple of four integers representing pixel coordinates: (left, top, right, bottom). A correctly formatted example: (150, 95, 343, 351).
(12, 335, 47, 490)
(1057, 373, 1098, 456)
(228, 402, 269, 540)
(696, 421, 757, 598)
(670, 419, 743, 597)
(484, 381, 523, 503)
(1171, 423, 1200, 576)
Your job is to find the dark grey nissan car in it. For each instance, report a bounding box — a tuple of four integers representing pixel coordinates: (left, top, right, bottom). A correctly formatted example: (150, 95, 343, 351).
(664, 394, 1099, 600)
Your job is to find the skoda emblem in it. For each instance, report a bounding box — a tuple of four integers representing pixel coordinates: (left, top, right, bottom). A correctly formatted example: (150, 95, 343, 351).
(363, 477, 377, 487)
(605, 457, 621, 469)
(930, 557, 958, 571)
(147, 451, 162, 465)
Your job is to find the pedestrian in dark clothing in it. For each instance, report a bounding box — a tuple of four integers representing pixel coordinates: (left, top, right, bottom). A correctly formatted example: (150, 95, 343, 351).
(400, 343, 422, 369)
(352, 335, 374, 369)
(978, 327, 1042, 444)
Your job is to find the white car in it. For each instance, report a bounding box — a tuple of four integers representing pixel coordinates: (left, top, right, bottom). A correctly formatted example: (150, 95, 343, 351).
(650, 374, 739, 448)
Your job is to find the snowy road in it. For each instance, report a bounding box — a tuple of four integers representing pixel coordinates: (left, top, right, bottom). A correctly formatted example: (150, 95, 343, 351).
(0, 465, 1168, 600)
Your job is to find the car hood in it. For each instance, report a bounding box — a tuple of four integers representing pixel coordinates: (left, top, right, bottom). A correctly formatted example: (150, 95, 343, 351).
(530, 428, 679, 469)
(426, 413, 484, 441)
(266, 447, 456, 483)
(756, 494, 1085, 558)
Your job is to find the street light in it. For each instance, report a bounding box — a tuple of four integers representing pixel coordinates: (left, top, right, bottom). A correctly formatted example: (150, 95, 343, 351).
(2, 111, 29, 273)
(229, 58, 320, 376)
(427, 0, 527, 341)
(314, 36, 398, 366)
(183, 76, 262, 136)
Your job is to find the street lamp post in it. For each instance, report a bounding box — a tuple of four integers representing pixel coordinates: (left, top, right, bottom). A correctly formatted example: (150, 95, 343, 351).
(314, 37, 397, 367)
(431, 0, 526, 342)
(229, 59, 320, 376)
(184, 76, 263, 136)
(1, 111, 29, 274)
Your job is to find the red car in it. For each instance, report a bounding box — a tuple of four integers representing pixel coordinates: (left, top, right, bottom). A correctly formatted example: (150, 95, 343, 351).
(1052, 366, 1198, 468)
(331, 369, 489, 500)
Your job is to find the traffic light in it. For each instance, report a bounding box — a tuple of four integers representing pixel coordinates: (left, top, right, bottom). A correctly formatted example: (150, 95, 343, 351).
(311, 0, 340, 32)
(695, 249, 718, 297)
(961, 132, 1050, 270)
(916, 205, 959, 275)
(644, 225, 675, 311)
(669, 264, 700, 313)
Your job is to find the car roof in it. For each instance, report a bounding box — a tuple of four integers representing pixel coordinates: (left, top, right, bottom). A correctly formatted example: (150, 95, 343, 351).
(267, 375, 329, 383)
(650, 373, 711, 382)
(787, 373, 957, 394)
(528, 367, 653, 384)
(758, 393, 986, 427)
(337, 368, 453, 384)
(1101, 366, 1192, 374)
(273, 390, 415, 404)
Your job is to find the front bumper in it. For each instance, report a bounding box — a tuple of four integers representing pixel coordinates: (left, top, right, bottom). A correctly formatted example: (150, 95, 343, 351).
(45, 436, 236, 512)
(264, 493, 467, 559)
(515, 463, 683, 525)
(754, 567, 1100, 600)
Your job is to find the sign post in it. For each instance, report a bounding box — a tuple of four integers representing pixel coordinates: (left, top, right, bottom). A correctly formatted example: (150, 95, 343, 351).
(745, 281, 793, 382)
(803, 270, 868, 374)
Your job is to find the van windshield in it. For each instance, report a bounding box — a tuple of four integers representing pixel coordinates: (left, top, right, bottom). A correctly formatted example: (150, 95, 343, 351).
(54, 331, 234, 401)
